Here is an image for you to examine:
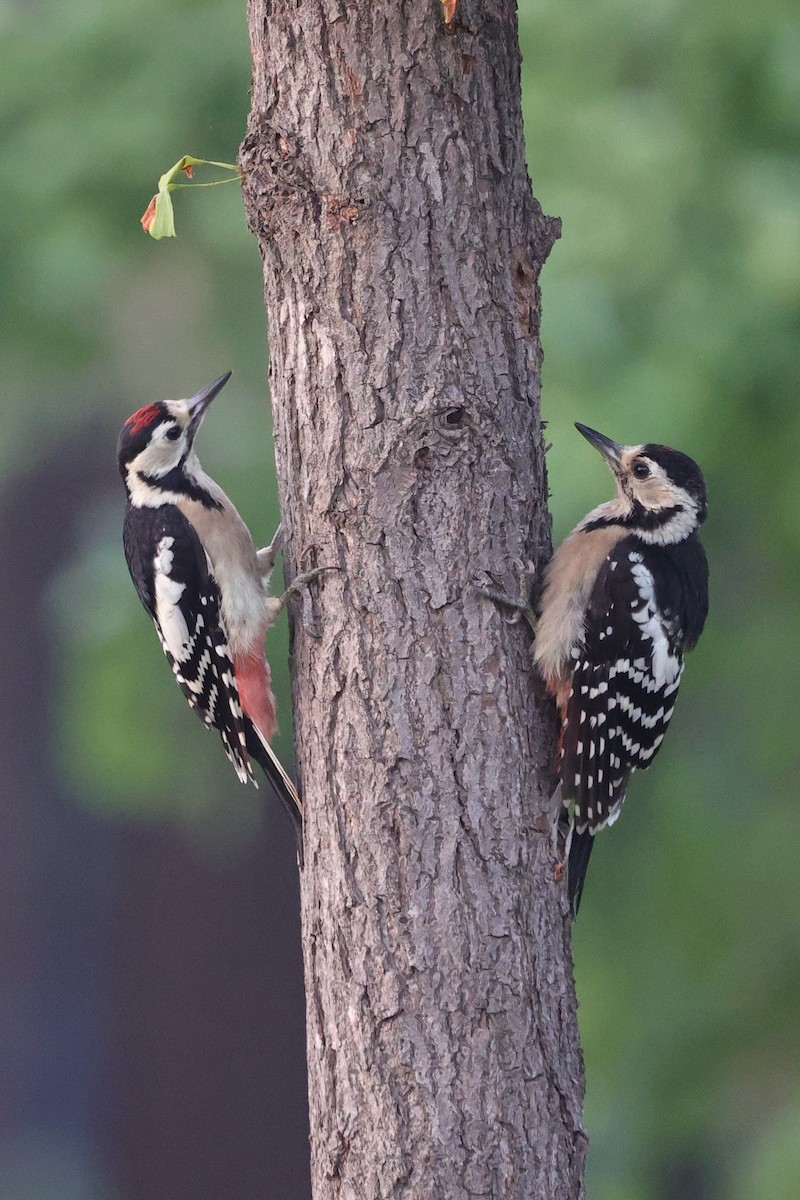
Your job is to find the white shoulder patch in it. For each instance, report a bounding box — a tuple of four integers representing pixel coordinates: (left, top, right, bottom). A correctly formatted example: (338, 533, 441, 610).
(153, 536, 191, 662)
(628, 557, 681, 689)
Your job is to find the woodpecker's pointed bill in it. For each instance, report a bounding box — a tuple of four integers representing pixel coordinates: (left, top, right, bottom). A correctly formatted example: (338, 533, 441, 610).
(187, 371, 232, 435)
(574, 423, 624, 470)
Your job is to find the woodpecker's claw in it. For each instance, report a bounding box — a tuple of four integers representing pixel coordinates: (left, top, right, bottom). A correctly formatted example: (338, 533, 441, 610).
(281, 564, 339, 602)
(278, 565, 339, 636)
(476, 585, 531, 626)
(552, 810, 573, 863)
(551, 802, 574, 890)
(474, 558, 538, 633)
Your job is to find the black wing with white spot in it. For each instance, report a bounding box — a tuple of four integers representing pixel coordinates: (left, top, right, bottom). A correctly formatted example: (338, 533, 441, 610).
(560, 533, 708, 838)
(123, 503, 255, 784)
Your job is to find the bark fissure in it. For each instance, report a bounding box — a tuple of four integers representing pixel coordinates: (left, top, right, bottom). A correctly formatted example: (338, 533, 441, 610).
(242, 1, 585, 1196)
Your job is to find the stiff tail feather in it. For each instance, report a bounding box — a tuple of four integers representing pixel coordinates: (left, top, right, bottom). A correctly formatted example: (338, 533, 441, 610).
(247, 726, 304, 862)
(567, 828, 594, 916)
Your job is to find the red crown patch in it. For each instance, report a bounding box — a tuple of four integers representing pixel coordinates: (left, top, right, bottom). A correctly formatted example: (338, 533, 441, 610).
(125, 404, 161, 435)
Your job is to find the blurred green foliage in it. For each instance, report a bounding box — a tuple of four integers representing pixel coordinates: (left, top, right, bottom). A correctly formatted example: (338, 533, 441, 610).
(1, 0, 798, 1196)
(519, 3, 800, 1196)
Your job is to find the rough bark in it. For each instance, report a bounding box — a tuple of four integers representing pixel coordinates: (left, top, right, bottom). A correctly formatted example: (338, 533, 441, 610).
(240, 1, 586, 1196)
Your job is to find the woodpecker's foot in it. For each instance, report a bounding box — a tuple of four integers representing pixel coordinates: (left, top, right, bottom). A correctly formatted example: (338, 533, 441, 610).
(474, 558, 537, 632)
(281, 565, 338, 604)
(257, 523, 284, 578)
(552, 807, 573, 861)
(276, 565, 339, 636)
(552, 819, 574, 885)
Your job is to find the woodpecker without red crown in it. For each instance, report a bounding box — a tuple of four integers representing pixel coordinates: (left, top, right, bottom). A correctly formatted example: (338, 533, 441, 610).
(117, 372, 305, 848)
(533, 423, 708, 912)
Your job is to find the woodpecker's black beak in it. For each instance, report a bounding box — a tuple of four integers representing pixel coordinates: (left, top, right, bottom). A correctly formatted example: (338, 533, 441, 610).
(575, 423, 624, 471)
(187, 372, 232, 434)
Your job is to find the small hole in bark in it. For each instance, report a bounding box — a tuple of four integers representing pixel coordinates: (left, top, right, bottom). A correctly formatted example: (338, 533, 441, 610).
(445, 408, 465, 427)
(414, 446, 431, 468)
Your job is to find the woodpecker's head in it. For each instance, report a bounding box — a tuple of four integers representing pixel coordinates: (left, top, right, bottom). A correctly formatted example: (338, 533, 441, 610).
(117, 372, 231, 503)
(575, 422, 707, 544)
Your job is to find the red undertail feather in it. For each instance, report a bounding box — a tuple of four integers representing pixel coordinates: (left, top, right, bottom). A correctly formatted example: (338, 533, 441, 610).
(234, 648, 278, 742)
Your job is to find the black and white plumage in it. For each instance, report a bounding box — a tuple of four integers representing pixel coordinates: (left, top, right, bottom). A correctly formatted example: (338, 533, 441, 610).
(534, 424, 708, 913)
(117, 373, 304, 846)
(123, 504, 265, 783)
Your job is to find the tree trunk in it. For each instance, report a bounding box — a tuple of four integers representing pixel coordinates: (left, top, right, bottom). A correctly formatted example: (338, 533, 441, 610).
(240, 1, 586, 1196)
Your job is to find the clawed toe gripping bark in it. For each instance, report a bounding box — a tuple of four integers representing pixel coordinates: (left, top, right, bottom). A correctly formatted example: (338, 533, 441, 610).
(274, 565, 340, 637)
(475, 558, 539, 633)
(240, 0, 585, 1191)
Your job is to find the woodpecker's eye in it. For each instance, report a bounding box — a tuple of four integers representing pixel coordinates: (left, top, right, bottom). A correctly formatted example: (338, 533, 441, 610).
(632, 461, 650, 480)
(166, 426, 182, 441)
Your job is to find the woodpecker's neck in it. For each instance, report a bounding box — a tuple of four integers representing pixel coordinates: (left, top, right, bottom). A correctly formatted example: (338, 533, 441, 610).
(125, 451, 222, 510)
(579, 496, 700, 546)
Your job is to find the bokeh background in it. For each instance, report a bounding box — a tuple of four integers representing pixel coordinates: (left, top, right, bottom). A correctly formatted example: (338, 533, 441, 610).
(1, 0, 798, 1197)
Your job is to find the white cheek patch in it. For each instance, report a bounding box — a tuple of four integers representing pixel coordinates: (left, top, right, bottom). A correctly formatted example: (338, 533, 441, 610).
(125, 424, 189, 507)
(150, 424, 186, 473)
(629, 462, 701, 545)
(132, 422, 184, 474)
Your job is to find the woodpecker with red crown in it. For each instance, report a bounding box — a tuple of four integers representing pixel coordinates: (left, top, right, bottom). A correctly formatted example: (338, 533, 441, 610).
(117, 372, 311, 850)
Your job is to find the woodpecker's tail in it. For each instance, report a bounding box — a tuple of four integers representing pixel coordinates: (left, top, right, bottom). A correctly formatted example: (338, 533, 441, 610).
(568, 828, 594, 916)
(247, 727, 304, 862)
